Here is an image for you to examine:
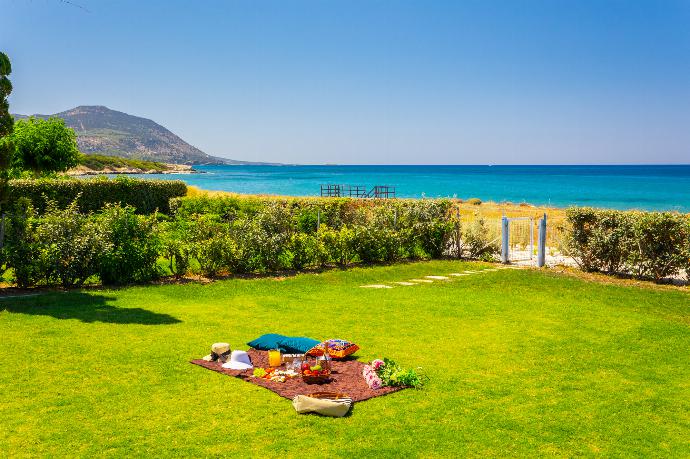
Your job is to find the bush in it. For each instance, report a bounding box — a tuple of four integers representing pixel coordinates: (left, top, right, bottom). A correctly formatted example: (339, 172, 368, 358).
(565, 207, 690, 282)
(565, 208, 633, 273)
(3, 201, 42, 288)
(319, 225, 357, 267)
(96, 204, 162, 285)
(160, 219, 193, 277)
(8, 177, 186, 214)
(290, 232, 319, 269)
(25, 201, 112, 287)
(628, 212, 690, 281)
(466, 198, 482, 206)
(463, 215, 500, 260)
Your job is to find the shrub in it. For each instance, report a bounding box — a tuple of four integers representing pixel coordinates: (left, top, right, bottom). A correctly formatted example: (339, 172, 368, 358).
(8, 177, 186, 214)
(319, 225, 357, 267)
(160, 219, 193, 277)
(466, 198, 482, 206)
(628, 212, 689, 281)
(10, 117, 80, 175)
(186, 215, 233, 277)
(96, 204, 162, 285)
(565, 208, 634, 273)
(3, 201, 42, 288)
(33, 199, 110, 287)
(463, 215, 500, 260)
(353, 225, 402, 263)
(565, 207, 690, 282)
(290, 232, 318, 269)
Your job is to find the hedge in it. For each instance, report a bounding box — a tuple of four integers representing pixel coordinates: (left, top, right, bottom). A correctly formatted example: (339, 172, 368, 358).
(7, 177, 187, 214)
(564, 207, 690, 282)
(2, 194, 501, 287)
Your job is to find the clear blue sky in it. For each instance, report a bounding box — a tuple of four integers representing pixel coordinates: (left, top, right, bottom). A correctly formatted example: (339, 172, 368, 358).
(3, 0, 690, 164)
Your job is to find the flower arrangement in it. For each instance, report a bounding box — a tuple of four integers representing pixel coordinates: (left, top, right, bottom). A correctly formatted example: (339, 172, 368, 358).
(362, 364, 383, 389)
(363, 358, 425, 389)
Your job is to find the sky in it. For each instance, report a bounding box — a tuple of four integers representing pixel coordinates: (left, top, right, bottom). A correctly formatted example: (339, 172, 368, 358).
(3, 0, 690, 165)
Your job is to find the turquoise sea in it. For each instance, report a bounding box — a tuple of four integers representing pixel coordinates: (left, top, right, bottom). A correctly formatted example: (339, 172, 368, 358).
(130, 165, 690, 212)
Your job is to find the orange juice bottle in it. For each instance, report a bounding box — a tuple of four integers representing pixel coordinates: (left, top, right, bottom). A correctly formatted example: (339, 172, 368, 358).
(268, 349, 281, 367)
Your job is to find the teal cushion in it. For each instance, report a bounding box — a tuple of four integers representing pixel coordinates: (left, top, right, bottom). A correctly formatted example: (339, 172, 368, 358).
(278, 336, 320, 354)
(247, 334, 288, 351)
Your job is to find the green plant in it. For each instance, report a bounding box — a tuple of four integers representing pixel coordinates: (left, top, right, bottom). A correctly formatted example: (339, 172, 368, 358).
(564, 207, 690, 282)
(3, 200, 41, 288)
(10, 117, 80, 176)
(160, 219, 193, 277)
(35, 199, 110, 287)
(96, 204, 162, 285)
(289, 232, 318, 269)
(467, 198, 482, 206)
(463, 215, 499, 260)
(8, 177, 186, 214)
(628, 211, 689, 281)
(372, 358, 425, 388)
(78, 154, 166, 172)
(0, 52, 13, 211)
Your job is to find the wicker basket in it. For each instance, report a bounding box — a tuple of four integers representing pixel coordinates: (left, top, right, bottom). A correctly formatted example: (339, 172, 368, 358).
(301, 371, 332, 384)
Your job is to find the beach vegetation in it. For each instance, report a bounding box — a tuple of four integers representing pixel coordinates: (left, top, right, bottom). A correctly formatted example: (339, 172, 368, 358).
(77, 153, 166, 172)
(10, 117, 80, 176)
(565, 207, 690, 282)
(466, 197, 482, 205)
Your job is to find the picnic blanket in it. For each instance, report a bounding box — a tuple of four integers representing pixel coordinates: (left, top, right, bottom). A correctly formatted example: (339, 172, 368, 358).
(191, 349, 405, 403)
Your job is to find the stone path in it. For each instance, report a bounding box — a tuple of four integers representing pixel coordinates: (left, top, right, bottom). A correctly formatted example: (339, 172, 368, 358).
(359, 265, 526, 289)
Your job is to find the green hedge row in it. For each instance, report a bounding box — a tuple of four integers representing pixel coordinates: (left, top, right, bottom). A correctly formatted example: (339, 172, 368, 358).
(2, 195, 501, 287)
(565, 207, 690, 282)
(7, 177, 187, 214)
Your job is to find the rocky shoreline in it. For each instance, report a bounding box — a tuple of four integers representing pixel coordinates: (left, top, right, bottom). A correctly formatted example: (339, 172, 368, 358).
(67, 163, 202, 176)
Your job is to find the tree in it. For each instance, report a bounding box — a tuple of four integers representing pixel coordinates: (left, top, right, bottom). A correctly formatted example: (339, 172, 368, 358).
(0, 52, 13, 209)
(11, 116, 80, 176)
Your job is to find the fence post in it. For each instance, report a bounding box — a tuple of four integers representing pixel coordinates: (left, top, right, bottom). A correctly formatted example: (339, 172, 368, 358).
(501, 216, 509, 263)
(455, 207, 461, 258)
(537, 213, 547, 267)
(317, 209, 320, 232)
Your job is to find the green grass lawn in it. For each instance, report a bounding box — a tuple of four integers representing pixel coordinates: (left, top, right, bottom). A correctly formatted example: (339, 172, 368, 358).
(1, 260, 689, 457)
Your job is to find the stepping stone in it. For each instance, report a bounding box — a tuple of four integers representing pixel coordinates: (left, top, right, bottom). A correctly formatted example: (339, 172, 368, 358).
(393, 281, 417, 286)
(449, 273, 470, 277)
(425, 275, 449, 280)
(483, 269, 499, 272)
(360, 284, 393, 289)
(409, 279, 434, 283)
(463, 270, 478, 274)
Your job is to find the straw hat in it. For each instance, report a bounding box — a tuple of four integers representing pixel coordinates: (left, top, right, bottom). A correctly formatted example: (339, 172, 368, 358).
(221, 350, 254, 370)
(202, 343, 232, 363)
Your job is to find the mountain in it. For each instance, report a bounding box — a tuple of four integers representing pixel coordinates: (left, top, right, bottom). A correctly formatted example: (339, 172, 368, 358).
(13, 106, 262, 165)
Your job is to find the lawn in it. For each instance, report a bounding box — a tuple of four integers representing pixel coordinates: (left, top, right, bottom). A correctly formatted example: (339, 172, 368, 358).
(1, 260, 689, 457)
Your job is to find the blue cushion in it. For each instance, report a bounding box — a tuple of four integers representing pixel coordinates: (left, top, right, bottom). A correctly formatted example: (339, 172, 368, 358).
(278, 336, 321, 354)
(247, 334, 288, 351)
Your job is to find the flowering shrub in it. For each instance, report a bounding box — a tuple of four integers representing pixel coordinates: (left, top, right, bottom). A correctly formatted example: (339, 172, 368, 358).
(368, 357, 425, 389)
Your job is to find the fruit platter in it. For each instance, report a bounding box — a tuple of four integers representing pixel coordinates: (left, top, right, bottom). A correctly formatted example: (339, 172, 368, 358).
(300, 362, 332, 384)
(252, 367, 299, 383)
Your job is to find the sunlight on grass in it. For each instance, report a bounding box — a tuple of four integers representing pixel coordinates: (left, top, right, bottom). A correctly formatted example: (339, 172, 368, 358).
(1, 260, 689, 456)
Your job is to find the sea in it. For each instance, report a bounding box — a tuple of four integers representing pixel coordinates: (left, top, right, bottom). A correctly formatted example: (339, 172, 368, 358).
(127, 165, 690, 212)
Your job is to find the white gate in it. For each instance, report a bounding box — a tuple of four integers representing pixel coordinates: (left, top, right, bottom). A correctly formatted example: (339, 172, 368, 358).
(501, 215, 547, 266)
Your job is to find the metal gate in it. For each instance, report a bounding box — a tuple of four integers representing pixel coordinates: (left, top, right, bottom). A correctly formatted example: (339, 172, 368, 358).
(501, 214, 547, 266)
